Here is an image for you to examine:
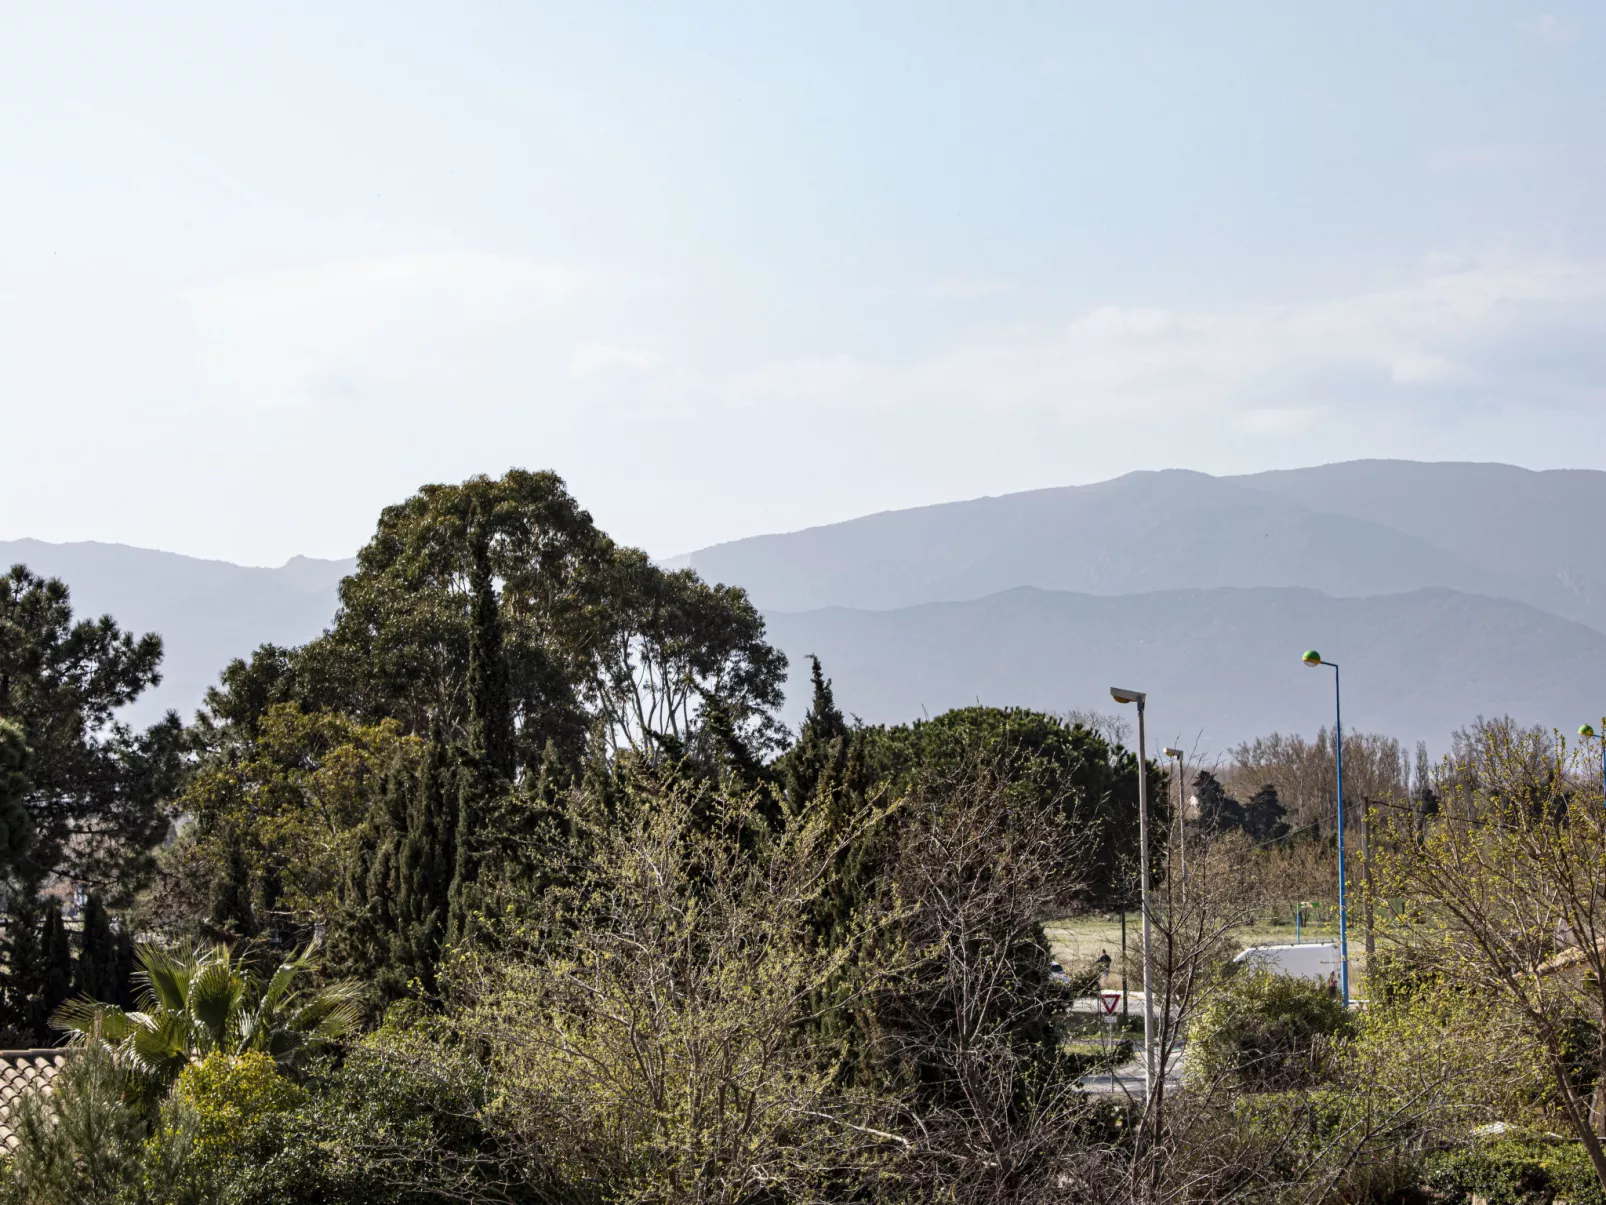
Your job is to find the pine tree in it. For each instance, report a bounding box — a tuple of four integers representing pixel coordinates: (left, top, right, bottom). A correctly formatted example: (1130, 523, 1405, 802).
(398, 719, 456, 993)
(1243, 784, 1290, 843)
(1191, 771, 1245, 835)
(0, 721, 33, 877)
(35, 900, 72, 1043)
(208, 832, 256, 940)
(74, 892, 120, 1003)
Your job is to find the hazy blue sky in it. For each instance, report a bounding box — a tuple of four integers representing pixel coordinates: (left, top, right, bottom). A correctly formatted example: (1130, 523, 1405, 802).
(4, 2, 1604, 565)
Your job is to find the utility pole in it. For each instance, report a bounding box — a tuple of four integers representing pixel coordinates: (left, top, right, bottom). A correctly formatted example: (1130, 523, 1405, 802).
(1120, 906, 1128, 1019)
(1109, 686, 1156, 1101)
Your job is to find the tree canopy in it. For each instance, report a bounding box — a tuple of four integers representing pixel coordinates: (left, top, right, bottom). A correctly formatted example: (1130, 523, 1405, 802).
(206, 470, 787, 774)
(0, 565, 184, 890)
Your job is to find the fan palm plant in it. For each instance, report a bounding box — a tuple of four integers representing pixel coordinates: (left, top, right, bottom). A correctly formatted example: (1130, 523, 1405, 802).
(52, 941, 362, 1096)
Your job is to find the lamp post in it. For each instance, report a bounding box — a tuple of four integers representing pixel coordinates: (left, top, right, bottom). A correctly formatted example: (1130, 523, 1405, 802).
(1302, 651, 1349, 1006)
(1111, 686, 1156, 1099)
(1579, 724, 1606, 804)
(1163, 746, 1186, 885)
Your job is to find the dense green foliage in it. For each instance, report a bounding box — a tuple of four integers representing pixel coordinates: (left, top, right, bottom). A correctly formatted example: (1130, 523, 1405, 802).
(1186, 968, 1354, 1092)
(1424, 1136, 1606, 1205)
(0, 720, 32, 877)
(54, 943, 361, 1098)
(204, 470, 787, 772)
(2, 890, 76, 1045)
(868, 705, 1160, 904)
(0, 564, 185, 888)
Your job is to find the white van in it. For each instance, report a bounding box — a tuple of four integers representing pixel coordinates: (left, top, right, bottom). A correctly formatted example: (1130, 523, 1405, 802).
(1232, 943, 1340, 984)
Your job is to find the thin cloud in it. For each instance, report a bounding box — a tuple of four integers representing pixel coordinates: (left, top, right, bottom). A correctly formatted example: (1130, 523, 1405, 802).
(917, 276, 1018, 301)
(186, 252, 586, 407)
(569, 342, 663, 379)
(1429, 145, 1515, 173)
(1521, 13, 1578, 46)
(724, 255, 1606, 427)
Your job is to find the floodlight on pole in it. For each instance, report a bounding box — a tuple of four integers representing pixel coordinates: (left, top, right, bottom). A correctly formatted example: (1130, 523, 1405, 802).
(1302, 650, 1350, 1006)
(1109, 686, 1156, 1101)
(1162, 747, 1186, 885)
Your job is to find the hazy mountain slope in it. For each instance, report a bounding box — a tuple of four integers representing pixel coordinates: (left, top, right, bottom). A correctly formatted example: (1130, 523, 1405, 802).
(1234, 460, 1606, 619)
(681, 468, 1556, 614)
(8, 459, 1604, 746)
(764, 586, 1606, 752)
(0, 540, 352, 726)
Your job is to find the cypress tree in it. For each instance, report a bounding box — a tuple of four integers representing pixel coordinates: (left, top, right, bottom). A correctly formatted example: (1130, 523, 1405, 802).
(35, 900, 72, 1043)
(398, 718, 456, 993)
(209, 832, 256, 940)
(782, 657, 851, 813)
(112, 925, 136, 1009)
(1, 886, 44, 1042)
(701, 695, 769, 796)
(325, 749, 409, 990)
(466, 511, 515, 783)
(446, 777, 482, 948)
(259, 860, 284, 947)
(74, 892, 119, 1003)
(448, 514, 513, 944)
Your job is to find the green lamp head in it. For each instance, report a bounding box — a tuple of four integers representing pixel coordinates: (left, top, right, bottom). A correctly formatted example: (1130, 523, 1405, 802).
(1580, 724, 1597, 739)
(1302, 650, 1323, 667)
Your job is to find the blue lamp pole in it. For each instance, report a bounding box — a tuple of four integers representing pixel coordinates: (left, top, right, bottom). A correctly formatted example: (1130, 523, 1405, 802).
(1303, 650, 1349, 1006)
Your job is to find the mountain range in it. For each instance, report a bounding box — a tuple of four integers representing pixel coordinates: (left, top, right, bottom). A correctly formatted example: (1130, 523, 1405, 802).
(8, 460, 1606, 751)
(0, 540, 353, 727)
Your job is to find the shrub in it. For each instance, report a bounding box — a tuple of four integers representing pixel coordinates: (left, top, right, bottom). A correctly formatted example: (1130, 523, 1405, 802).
(1423, 1136, 1606, 1205)
(1341, 973, 1551, 1140)
(168, 1052, 304, 1195)
(1187, 968, 1353, 1092)
(231, 1009, 502, 1205)
(1205, 1089, 1425, 1203)
(0, 1044, 148, 1205)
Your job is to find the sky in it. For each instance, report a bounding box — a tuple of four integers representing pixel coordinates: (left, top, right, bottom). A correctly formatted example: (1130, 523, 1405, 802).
(3, 1, 1605, 566)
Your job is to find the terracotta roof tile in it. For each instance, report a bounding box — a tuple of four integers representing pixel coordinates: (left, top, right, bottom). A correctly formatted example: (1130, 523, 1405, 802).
(0, 1050, 69, 1152)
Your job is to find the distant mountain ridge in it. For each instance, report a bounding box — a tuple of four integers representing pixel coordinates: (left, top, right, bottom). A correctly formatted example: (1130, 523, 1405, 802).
(7, 460, 1602, 748)
(765, 585, 1606, 750)
(0, 540, 353, 726)
(674, 461, 1606, 633)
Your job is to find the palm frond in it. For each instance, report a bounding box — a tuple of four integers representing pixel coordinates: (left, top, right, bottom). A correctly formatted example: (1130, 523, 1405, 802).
(52, 997, 135, 1043)
(187, 957, 246, 1051)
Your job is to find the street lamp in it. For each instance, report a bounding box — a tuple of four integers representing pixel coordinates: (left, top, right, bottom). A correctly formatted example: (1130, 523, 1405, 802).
(1302, 651, 1350, 1006)
(1578, 724, 1605, 804)
(1163, 746, 1186, 884)
(1110, 686, 1156, 1100)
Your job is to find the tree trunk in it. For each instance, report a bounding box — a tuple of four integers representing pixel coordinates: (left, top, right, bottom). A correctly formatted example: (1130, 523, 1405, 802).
(1592, 1030, 1606, 1138)
(1551, 1054, 1606, 1191)
(1360, 800, 1375, 963)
